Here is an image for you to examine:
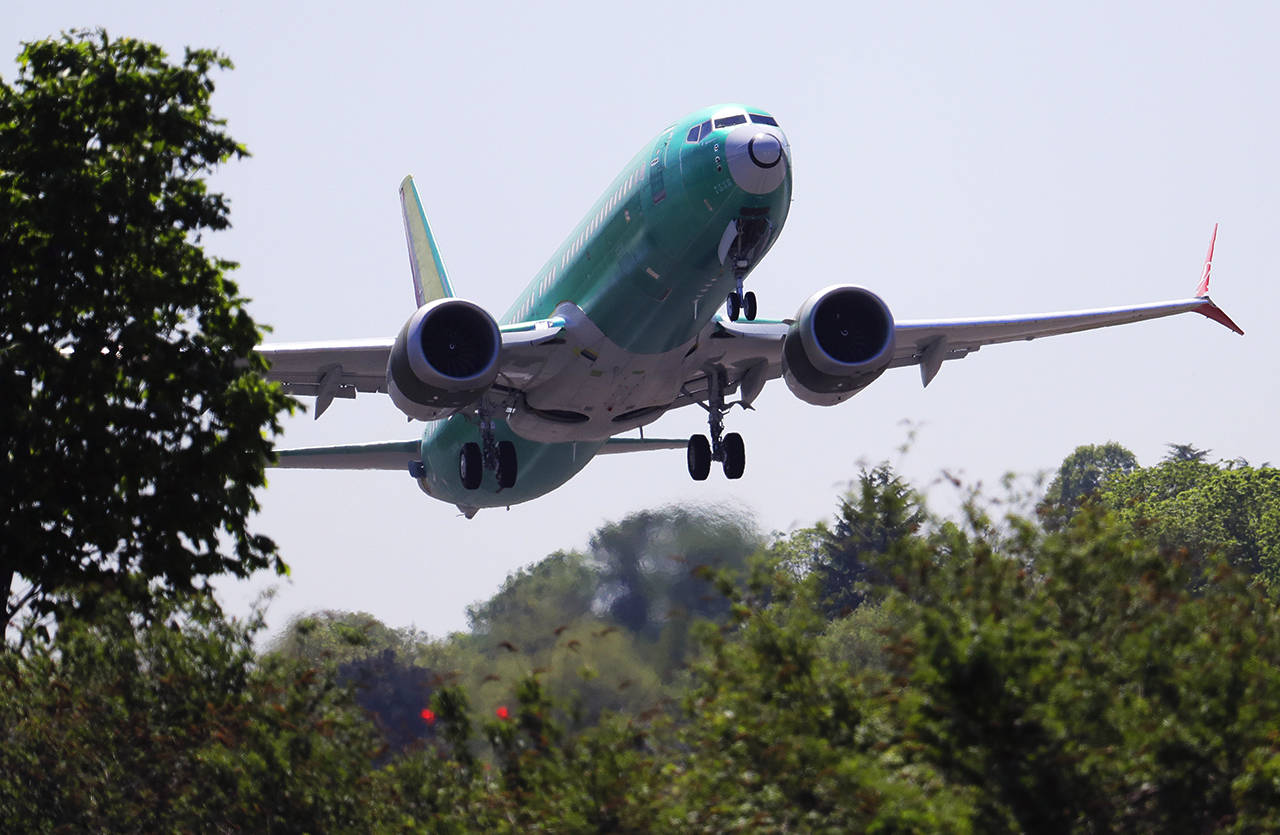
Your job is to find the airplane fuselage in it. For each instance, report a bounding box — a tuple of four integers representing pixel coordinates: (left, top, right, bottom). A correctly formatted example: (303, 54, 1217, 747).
(415, 104, 792, 510)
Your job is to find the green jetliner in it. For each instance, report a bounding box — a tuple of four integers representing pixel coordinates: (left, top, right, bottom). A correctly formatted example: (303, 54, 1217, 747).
(260, 103, 1241, 518)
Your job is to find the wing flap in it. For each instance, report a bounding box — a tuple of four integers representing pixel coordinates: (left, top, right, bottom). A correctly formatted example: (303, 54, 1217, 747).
(258, 338, 394, 417)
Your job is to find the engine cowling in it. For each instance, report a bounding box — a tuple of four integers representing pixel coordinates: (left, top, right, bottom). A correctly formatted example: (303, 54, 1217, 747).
(782, 285, 896, 406)
(386, 298, 501, 421)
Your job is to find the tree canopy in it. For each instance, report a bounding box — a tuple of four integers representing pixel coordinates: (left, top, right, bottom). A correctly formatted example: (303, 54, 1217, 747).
(0, 31, 292, 630)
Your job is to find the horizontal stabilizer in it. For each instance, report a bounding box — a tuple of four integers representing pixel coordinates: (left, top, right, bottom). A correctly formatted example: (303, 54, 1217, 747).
(599, 437, 687, 455)
(273, 440, 421, 471)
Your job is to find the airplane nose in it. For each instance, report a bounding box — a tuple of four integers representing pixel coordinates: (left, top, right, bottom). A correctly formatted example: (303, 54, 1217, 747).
(725, 126, 788, 194)
(748, 133, 782, 168)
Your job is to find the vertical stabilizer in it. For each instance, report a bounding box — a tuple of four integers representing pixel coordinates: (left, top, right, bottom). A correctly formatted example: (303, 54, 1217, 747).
(399, 175, 455, 305)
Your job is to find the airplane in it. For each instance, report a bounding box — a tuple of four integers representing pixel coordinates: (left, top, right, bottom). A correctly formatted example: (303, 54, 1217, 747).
(259, 103, 1243, 518)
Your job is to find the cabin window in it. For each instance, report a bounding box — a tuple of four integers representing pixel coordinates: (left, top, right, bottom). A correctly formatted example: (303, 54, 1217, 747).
(714, 114, 746, 128)
(749, 113, 779, 126)
(686, 124, 701, 142)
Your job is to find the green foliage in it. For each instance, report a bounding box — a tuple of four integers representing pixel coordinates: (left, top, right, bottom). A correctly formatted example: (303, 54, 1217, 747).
(0, 594, 382, 832)
(12, 456, 1280, 828)
(588, 505, 763, 643)
(1039, 441, 1138, 531)
(270, 609, 418, 667)
(0, 30, 293, 629)
(1099, 459, 1280, 591)
(466, 550, 597, 644)
(813, 464, 925, 617)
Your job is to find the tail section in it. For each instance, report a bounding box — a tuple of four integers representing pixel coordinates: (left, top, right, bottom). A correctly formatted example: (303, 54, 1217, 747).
(399, 175, 455, 305)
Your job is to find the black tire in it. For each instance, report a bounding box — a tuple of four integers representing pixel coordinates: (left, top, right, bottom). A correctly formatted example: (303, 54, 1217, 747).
(496, 440, 518, 489)
(743, 291, 758, 321)
(725, 292, 741, 322)
(722, 432, 745, 479)
(459, 442, 482, 490)
(687, 434, 711, 481)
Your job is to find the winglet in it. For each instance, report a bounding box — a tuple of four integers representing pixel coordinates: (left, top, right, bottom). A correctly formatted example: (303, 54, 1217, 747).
(1190, 223, 1244, 335)
(1195, 222, 1218, 297)
(399, 175, 455, 306)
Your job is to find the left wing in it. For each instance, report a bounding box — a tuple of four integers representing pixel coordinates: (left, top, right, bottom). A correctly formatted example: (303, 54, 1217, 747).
(891, 293, 1241, 387)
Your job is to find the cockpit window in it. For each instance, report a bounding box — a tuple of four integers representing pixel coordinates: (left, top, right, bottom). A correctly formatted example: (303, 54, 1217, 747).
(749, 113, 779, 126)
(686, 124, 701, 142)
(699, 119, 712, 137)
(713, 114, 747, 128)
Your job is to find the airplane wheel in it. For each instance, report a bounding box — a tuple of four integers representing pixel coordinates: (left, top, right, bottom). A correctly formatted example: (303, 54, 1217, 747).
(687, 434, 711, 481)
(725, 292, 741, 322)
(743, 291, 757, 321)
(496, 440, 518, 489)
(722, 432, 745, 479)
(459, 442, 482, 490)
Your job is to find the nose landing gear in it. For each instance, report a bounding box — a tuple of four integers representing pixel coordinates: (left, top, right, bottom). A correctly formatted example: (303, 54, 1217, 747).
(458, 411, 518, 490)
(725, 273, 758, 323)
(686, 367, 746, 480)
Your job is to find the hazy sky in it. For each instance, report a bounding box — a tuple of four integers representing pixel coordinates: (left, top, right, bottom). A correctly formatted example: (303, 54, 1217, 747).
(6, 2, 1276, 639)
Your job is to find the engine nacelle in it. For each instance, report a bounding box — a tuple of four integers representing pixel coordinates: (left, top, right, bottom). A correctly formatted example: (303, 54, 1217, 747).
(782, 285, 896, 406)
(386, 298, 501, 421)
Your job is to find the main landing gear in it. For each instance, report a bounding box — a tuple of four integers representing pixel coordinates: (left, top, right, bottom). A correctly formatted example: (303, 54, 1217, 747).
(459, 412, 517, 490)
(686, 367, 746, 481)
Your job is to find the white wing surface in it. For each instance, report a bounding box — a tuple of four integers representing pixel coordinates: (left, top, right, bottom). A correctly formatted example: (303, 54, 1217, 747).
(273, 440, 422, 470)
(258, 317, 568, 418)
(890, 294, 1242, 387)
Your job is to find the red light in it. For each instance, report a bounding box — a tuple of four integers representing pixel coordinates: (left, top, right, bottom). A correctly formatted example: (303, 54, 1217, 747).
(495, 706, 510, 720)
(420, 708, 436, 725)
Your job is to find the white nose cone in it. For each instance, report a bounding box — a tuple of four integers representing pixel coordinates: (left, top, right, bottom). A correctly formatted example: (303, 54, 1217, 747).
(726, 126, 788, 194)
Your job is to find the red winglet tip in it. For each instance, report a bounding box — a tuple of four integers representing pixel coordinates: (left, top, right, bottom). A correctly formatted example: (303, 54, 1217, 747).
(1196, 299, 1244, 336)
(1195, 223, 1218, 297)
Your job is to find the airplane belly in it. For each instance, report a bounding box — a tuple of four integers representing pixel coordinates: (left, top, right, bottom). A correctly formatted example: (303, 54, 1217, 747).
(500, 305, 694, 443)
(417, 415, 605, 510)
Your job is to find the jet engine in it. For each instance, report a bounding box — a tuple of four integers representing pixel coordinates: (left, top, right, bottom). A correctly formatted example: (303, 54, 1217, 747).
(386, 298, 502, 421)
(782, 285, 896, 406)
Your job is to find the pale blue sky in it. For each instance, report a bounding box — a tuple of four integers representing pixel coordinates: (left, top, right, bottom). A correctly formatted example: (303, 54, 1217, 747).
(6, 1, 1276, 638)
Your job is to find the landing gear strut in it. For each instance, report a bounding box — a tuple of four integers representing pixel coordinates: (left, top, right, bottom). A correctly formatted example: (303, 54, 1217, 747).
(686, 366, 746, 480)
(725, 271, 758, 322)
(459, 410, 518, 490)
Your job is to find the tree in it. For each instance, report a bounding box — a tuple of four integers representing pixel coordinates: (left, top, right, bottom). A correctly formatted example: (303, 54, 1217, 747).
(588, 506, 762, 634)
(0, 31, 293, 630)
(1038, 441, 1138, 530)
(813, 464, 925, 617)
(0, 594, 384, 831)
(1165, 442, 1212, 463)
(1099, 459, 1280, 591)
